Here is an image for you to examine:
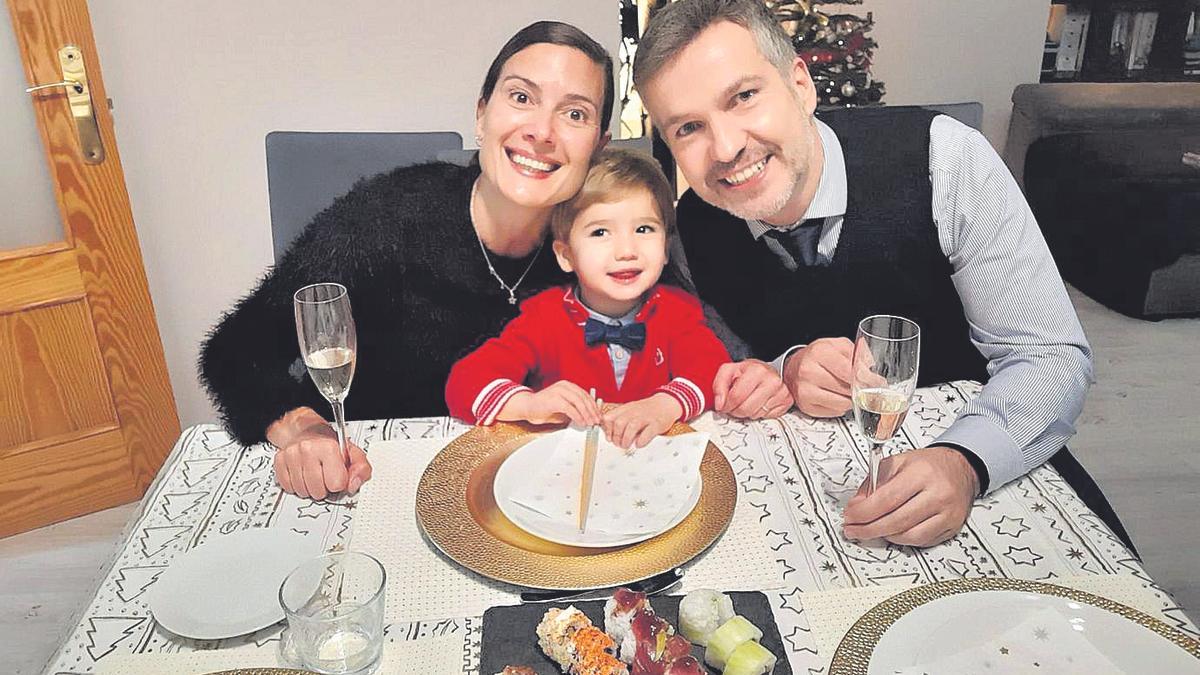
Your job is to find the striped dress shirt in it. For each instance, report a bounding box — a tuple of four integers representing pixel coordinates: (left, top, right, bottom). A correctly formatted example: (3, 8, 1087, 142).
(717, 116, 1094, 492)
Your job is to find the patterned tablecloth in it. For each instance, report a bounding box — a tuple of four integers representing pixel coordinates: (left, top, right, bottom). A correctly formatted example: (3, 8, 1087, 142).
(43, 381, 1197, 674)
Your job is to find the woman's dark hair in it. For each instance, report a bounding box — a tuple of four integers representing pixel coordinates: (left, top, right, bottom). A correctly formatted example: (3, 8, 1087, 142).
(479, 21, 616, 132)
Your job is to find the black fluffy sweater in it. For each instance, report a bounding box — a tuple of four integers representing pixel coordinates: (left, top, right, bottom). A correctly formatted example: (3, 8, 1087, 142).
(199, 162, 568, 445)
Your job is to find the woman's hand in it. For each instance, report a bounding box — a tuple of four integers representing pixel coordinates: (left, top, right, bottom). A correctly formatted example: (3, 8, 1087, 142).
(497, 381, 602, 426)
(713, 359, 794, 419)
(602, 393, 683, 450)
(266, 407, 372, 500)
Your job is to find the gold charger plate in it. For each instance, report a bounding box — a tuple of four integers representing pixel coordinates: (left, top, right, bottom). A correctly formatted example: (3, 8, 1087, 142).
(415, 420, 736, 589)
(829, 577, 1200, 674)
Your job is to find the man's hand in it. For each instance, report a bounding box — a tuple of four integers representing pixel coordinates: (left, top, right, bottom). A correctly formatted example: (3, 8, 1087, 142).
(782, 337, 853, 417)
(842, 446, 979, 547)
(602, 393, 683, 450)
(267, 407, 372, 500)
(497, 381, 601, 426)
(712, 359, 794, 419)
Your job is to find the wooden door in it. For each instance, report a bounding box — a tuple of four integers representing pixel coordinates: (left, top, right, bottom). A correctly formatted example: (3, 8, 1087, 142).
(1, 0, 178, 537)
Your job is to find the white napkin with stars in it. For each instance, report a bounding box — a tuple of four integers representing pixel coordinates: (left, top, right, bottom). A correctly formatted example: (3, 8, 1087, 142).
(506, 428, 709, 537)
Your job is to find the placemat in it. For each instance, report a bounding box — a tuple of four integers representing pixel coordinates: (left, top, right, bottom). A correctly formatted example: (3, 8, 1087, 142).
(351, 438, 519, 623)
(353, 435, 782, 624)
(94, 632, 464, 674)
(802, 573, 1184, 668)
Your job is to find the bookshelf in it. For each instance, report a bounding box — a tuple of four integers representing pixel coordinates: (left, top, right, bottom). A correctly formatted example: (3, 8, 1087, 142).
(1042, 0, 1200, 82)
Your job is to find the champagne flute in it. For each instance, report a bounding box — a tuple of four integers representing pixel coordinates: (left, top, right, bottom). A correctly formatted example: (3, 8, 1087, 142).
(851, 315, 920, 495)
(294, 283, 357, 484)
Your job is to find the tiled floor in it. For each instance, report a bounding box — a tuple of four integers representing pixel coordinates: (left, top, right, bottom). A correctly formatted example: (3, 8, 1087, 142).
(2, 287, 1196, 675)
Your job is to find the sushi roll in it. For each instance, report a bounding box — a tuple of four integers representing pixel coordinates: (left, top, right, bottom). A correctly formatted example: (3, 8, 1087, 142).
(703, 616, 763, 670)
(678, 589, 735, 646)
(603, 588, 651, 663)
(630, 607, 692, 673)
(723, 640, 777, 675)
(535, 606, 629, 675)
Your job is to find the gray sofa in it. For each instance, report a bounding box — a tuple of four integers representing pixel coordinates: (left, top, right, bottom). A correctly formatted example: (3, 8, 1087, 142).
(1004, 83, 1200, 319)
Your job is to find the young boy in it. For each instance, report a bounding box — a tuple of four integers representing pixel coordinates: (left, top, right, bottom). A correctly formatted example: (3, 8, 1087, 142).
(445, 148, 731, 449)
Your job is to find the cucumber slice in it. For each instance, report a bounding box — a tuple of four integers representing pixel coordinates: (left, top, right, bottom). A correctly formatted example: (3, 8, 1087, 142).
(703, 615, 762, 670)
(678, 589, 735, 646)
(723, 640, 777, 675)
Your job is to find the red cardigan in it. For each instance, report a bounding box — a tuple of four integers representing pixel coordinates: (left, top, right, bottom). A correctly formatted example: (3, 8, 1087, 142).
(445, 285, 731, 425)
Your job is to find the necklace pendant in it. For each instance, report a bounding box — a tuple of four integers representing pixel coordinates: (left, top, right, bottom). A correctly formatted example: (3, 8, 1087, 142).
(507, 293, 517, 305)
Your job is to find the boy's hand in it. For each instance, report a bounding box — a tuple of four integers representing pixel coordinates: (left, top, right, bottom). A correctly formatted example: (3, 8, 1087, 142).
(602, 393, 683, 450)
(498, 381, 601, 426)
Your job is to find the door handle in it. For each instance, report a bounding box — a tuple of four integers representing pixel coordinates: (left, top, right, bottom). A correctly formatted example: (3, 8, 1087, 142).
(24, 45, 105, 164)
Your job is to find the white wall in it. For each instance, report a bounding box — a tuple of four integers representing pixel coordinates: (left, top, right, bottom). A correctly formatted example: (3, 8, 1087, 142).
(822, 0, 1048, 148)
(89, 2, 619, 429)
(90, 1, 1046, 430)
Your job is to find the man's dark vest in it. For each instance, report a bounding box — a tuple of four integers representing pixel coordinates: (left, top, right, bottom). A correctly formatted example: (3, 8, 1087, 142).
(676, 106, 988, 387)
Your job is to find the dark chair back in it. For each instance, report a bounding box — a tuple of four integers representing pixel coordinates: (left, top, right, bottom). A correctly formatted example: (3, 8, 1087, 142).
(265, 131, 464, 261)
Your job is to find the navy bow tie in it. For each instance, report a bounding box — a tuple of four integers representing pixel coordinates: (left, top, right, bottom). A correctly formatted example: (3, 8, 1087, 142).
(584, 318, 646, 350)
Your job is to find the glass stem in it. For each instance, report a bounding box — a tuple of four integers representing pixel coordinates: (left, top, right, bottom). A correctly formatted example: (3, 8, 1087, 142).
(868, 443, 883, 495)
(330, 399, 350, 469)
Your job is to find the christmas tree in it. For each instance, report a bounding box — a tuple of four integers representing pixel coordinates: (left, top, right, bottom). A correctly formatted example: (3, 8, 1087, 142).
(767, 0, 885, 107)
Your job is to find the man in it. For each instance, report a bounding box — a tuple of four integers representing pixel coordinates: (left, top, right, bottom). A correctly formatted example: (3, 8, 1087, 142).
(634, 0, 1099, 548)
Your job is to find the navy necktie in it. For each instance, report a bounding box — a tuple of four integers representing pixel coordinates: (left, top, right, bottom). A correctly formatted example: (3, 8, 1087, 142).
(584, 318, 646, 351)
(763, 217, 824, 267)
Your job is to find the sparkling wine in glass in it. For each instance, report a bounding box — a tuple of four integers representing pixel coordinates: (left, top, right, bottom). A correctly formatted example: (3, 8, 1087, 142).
(851, 315, 920, 495)
(294, 283, 357, 473)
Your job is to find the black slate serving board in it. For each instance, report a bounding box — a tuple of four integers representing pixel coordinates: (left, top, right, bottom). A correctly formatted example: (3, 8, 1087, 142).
(479, 591, 791, 675)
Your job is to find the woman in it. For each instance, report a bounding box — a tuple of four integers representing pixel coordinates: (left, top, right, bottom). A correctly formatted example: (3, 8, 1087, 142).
(199, 21, 615, 499)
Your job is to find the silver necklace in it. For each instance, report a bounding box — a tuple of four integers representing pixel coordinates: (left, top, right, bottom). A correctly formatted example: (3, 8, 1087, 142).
(469, 179, 546, 305)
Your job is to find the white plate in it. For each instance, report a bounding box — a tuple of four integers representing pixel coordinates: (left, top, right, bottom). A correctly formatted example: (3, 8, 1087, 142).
(869, 589, 1200, 674)
(493, 432, 702, 548)
(147, 528, 318, 640)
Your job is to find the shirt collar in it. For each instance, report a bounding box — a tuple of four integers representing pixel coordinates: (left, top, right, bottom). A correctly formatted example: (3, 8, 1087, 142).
(562, 285, 657, 325)
(746, 118, 847, 239)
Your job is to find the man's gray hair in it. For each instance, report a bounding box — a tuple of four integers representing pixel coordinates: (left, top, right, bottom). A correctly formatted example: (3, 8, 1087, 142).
(633, 0, 795, 90)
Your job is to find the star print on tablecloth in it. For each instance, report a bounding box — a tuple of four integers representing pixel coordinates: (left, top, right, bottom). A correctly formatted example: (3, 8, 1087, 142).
(781, 626, 816, 654)
(766, 529, 793, 550)
(1031, 502, 1048, 513)
(718, 427, 749, 450)
(748, 501, 770, 522)
(1067, 548, 1085, 560)
(297, 501, 332, 519)
(778, 587, 804, 615)
(910, 406, 946, 423)
(1034, 627, 1049, 641)
(993, 515, 1031, 538)
(729, 454, 755, 475)
(742, 474, 774, 493)
(778, 558, 797, 579)
(1004, 546, 1043, 566)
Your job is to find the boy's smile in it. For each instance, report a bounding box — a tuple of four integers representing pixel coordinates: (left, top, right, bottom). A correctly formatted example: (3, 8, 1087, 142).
(553, 187, 668, 318)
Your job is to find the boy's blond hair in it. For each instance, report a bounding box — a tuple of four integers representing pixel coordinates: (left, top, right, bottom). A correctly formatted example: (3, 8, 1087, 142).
(550, 148, 676, 242)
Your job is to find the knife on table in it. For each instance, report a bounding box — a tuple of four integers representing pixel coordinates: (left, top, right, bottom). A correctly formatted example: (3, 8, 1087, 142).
(519, 567, 684, 603)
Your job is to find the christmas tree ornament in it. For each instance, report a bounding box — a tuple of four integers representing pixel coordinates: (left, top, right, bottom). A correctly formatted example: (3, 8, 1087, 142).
(769, 0, 885, 107)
